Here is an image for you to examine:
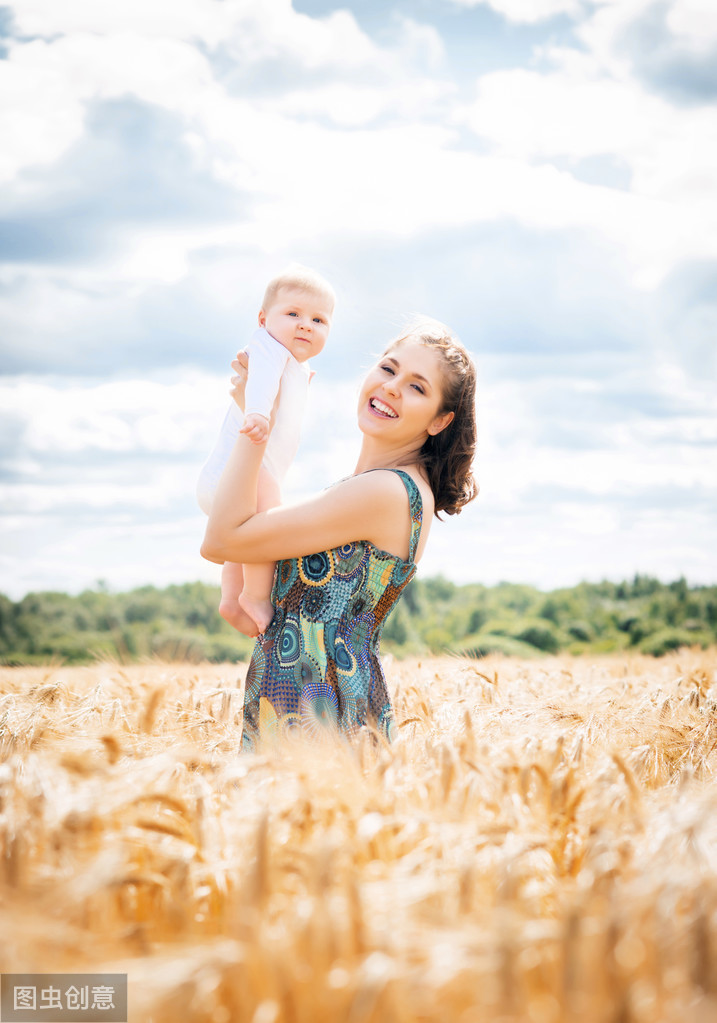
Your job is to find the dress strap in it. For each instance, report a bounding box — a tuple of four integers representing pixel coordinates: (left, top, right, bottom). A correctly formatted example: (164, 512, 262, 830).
(391, 470, 423, 563)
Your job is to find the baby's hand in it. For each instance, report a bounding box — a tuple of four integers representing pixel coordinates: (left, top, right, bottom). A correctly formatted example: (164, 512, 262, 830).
(240, 412, 270, 444)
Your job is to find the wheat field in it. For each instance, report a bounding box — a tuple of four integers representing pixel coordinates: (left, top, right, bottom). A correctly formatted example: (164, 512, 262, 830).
(1, 650, 717, 1022)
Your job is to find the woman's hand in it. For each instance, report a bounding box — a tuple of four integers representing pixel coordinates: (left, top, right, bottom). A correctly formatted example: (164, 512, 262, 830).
(230, 350, 249, 411)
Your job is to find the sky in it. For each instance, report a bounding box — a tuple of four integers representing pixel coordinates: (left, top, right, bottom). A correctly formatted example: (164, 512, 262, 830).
(1, 0, 716, 600)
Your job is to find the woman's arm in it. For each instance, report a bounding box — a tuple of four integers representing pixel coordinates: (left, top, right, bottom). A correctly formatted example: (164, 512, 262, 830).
(229, 350, 249, 411)
(201, 428, 265, 563)
(201, 459, 415, 565)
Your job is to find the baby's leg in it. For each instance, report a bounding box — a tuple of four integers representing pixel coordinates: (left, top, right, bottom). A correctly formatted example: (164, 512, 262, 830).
(239, 466, 282, 635)
(219, 561, 259, 638)
(197, 401, 243, 515)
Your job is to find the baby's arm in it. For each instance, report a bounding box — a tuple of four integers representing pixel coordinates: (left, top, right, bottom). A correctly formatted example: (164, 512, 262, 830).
(238, 329, 290, 443)
(241, 329, 290, 436)
(197, 331, 286, 511)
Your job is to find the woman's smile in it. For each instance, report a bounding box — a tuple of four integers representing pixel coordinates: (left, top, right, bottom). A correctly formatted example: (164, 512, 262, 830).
(369, 397, 398, 418)
(358, 339, 450, 444)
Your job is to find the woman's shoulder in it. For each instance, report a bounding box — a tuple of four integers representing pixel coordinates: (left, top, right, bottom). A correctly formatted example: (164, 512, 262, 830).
(333, 467, 435, 518)
(396, 467, 435, 518)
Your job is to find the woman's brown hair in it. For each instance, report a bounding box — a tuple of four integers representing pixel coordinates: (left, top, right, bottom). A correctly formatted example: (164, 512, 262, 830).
(385, 319, 478, 516)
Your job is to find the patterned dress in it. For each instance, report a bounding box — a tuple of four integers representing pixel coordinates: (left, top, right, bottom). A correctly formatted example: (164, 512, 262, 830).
(240, 469, 423, 751)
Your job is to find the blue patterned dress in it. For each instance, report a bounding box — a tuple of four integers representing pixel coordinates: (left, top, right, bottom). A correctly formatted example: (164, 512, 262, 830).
(240, 469, 423, 751)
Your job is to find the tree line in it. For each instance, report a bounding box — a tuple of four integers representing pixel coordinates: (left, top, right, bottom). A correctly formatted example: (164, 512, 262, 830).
(1, 574, 715, 666)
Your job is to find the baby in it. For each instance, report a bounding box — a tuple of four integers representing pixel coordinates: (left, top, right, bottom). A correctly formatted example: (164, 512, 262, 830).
(197, 265, 335, 636)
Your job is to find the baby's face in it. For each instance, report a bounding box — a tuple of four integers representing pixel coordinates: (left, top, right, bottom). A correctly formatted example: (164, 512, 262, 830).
(259, 286, 332, 363)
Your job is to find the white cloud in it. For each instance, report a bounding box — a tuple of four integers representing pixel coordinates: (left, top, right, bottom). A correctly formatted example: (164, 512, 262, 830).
(1, 1, 428, 185)
(4, 0, 715, 291)
(0, 2, 456, 284)
(0, 512, 214, 598)
(391, 15, 446, 70)
(0, 373, 224, 458)
(426, 498, 717, 590)
(8, 0, 406, 73)
(457, 25, 717, 284)
(444, 0, 582, 23)
(113, 131, 707, 290)
(574, 0, 717, 80)
(0, 41, 85, 183)
(480, 371, 717, 503)
(462, 60, 717, 202)
(463, 67, 659, 161)
(578, 0, 717, 62)
(10, 0, 244, 45)
(277, 77, 453, 128)
(2, 354, 715, 597)
(0, 33, 215, 184)
(1, 0, 716, 597)
(667, 0, 717, 50)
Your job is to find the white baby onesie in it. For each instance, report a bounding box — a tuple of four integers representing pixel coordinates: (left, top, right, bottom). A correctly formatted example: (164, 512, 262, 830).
(197, 327, 311, 515)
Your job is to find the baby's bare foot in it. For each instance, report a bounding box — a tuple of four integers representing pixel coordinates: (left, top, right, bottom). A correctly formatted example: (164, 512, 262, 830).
(239, 592, 275, 634)
(219, 598, 259, 638)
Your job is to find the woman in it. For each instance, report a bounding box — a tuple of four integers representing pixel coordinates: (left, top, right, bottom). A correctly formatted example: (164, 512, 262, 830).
(201, 319, 477, 751)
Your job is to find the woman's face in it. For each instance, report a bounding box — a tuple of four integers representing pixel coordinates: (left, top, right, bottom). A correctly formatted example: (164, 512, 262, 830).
(357, 339, 454, 446)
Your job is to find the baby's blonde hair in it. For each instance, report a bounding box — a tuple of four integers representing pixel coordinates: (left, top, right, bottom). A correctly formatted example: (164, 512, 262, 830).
(262, 264, 336, 313)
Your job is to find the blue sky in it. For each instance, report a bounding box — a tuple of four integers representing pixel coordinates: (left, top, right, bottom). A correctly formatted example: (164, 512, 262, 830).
(1, 0, 716, 598)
